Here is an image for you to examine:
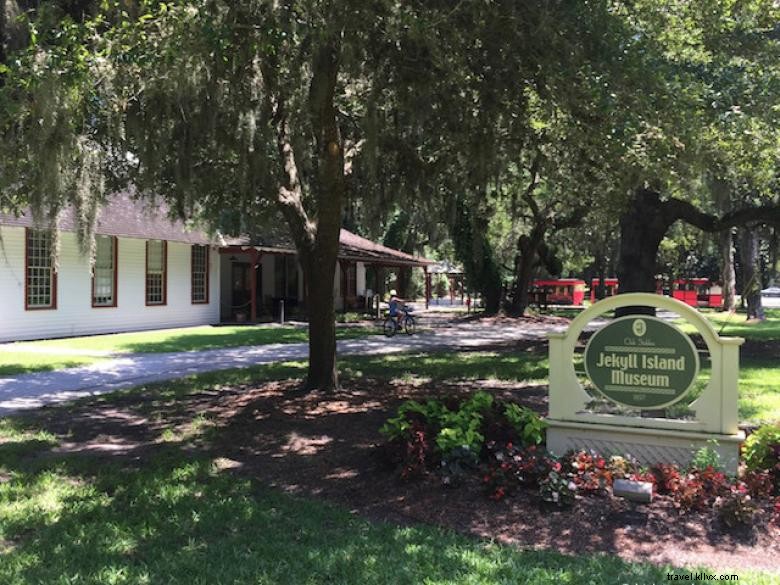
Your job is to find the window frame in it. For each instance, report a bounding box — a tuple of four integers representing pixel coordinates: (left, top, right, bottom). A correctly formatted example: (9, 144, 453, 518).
(191, 244, 210, 304)
(92, 235, 118, 308)
(24, 227, 57, 311)
(145, 240, 168, 306)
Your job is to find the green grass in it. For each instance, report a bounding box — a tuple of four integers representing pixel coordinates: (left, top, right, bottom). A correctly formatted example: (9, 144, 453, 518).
(0, 352, 104, 377)
(738, 358, 780, 424)
(26, 324, 376, 354)
(678, 308, 780, 341)
(0, 419, 776, 584)
(0, 325, 377, 377)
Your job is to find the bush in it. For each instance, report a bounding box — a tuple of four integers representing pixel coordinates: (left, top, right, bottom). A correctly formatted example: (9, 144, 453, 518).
(690, 442, 723, 472)
(503, 403, 547, 446)
(482, 442, 555, 500)
(675, 466, 730, 511)
(563, 451, 612, 495)
(539, 468, 577, 507)
(379, 392, 548, 482)
(743, 424, 780, 494)
(716, 492, 758, 528)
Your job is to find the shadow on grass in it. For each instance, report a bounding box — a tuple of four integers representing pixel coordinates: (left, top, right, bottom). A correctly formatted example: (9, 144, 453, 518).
(339, 350, 549, 382)
(0, 416, 722, 585)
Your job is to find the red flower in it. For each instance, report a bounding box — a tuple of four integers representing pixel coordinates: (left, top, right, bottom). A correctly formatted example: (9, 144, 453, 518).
(506, 442, 513, 450)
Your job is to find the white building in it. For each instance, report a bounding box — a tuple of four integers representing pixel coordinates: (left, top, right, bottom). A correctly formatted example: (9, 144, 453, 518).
(0, 195, 432, 342)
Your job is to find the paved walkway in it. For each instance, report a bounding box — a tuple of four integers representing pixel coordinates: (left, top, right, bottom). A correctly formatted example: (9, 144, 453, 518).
(0, 318, 583, 416)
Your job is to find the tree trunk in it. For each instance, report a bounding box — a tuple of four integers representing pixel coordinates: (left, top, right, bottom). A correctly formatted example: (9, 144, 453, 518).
(740, 228, 765, 321)
(616, 188, 673, 316)
(452, 195, 502, 314)
(510, 231, 543, 316)
(266, 39, 344, 391)
(303, 254, 339, 389)
(719, 229, 737, 312)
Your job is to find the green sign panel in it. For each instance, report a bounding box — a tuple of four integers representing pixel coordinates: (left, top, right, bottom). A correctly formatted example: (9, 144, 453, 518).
(583, 316, 700, 409)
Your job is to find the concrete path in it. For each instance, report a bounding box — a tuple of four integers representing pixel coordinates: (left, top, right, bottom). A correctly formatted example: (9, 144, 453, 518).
(0, 317, 582, 416)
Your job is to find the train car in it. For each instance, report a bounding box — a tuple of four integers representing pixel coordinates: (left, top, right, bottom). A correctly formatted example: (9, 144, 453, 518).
(532, 279, 586, 306)
(672, 278, 723, 308)
(590, 278, 619, 302)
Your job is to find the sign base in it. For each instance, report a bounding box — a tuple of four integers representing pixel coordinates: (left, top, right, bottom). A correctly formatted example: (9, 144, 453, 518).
(547, 420, 744, 475)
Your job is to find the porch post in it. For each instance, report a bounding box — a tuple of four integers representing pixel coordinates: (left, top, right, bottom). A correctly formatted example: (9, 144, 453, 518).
(250, 249, 258, 322)
(424, 266, 430, 309)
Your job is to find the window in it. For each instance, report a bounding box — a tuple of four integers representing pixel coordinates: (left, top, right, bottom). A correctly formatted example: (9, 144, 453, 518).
(25, 228, 56, 310)
(191, 244, 209, 303)
(92, 236, 117, 307)
(146, 240, 167, 305)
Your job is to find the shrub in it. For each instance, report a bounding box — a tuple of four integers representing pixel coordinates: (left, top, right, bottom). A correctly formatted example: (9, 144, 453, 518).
(716, 492, 758, 528)
(650, 464, 682, 495)
(503, 403, 547, 446)
(690, 441, 723, 472)
(482, 442, 555, 500)
(675, 466, 730, 511)
(539, 468, 577, 507)
(435, 392, 494, 456)
(563, 451, 612, 494)
(607, 455, 638, 479)
(743, 424, 780, 494)
(741, 470, 775, 500)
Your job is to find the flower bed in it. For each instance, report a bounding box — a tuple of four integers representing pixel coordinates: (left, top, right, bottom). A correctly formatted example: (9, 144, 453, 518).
(376, 395, 780, 530)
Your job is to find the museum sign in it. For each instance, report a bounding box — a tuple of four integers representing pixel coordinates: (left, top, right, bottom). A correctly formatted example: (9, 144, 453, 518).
(583, 315, 700, 409)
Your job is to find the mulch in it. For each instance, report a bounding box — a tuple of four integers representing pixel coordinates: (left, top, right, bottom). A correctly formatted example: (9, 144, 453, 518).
(25, 368, 780, 574)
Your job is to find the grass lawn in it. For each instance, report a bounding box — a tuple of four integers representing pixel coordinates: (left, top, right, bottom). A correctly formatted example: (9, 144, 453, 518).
(1, 403, 777, 583)
(677, 308, 780, 340)
(0, 352, 103, 377)
(0, 324, 376, 377)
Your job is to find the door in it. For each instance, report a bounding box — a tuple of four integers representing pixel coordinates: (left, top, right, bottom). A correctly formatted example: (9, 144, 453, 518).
(231, 262, 250, 309)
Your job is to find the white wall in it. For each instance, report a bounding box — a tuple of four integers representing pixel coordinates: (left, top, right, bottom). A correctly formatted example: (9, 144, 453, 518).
(0, 226, 220, 342)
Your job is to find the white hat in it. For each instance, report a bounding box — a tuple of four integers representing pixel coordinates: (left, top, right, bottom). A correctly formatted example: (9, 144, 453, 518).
(389, 289, 397, 296)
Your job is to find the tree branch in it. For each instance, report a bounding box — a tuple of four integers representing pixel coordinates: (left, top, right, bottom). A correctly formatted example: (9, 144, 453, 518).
(662, 197, 780, 232)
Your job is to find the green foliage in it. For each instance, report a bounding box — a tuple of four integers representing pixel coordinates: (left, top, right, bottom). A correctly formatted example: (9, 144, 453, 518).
(503, 403, 547, 446)
(743, 424, 780, 473)
(690, 441, 724, 472)
(539, 470, 577, 507)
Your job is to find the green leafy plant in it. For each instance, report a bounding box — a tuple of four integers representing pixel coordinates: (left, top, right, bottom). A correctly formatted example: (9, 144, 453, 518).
(435, 392, 494, 455)
(690, 441, 723, 472)
(743, 424, 780, 492)
(539, 468, 577, 507)
(503, 403, 547, 446)
(379, 399, 445, 440)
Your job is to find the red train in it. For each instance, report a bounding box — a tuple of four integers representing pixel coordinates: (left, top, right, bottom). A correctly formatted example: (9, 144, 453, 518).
(531, 279, 586, 305)
(590, 278, 619, 303)
(530, 277, 723, 308)
(671, 278, 723, 308)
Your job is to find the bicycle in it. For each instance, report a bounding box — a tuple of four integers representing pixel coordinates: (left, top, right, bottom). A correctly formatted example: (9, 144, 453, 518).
(383, 305, 416, 337)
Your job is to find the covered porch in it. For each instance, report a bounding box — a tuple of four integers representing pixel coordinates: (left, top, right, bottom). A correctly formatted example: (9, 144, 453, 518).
(218, 229, 434, 322)
(218, 246, 304, 323)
